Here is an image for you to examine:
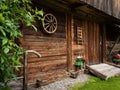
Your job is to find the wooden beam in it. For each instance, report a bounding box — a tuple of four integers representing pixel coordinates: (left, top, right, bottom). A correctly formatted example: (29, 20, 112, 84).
(32, 0, 70, 13)
(66, 14, 74, 71)
(76, 3, 120, 24)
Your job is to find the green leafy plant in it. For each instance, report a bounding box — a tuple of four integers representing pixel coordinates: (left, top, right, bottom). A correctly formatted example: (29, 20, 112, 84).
(0, 0, 43, 87)
(74, 58, 85, 66)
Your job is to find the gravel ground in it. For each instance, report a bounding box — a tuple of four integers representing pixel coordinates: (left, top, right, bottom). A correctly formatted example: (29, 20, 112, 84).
(7, 73, 89, 90)
(37, 73, 89, 90)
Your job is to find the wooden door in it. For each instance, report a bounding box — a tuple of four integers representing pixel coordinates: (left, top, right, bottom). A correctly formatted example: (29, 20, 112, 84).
(87, 22, 101, 64)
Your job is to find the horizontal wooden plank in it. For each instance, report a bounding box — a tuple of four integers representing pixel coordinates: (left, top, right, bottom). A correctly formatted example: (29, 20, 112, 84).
(27, 69, 67, 84)
(28, 59, 67, 67)
(23, 35, 66, 42)
(27, 46, 66, 51)
(22, 26, 66, 37)
(73, 45, 84, 49)
(28, 55, 67, 63)
(26, 50, 66, 58)
(22, 45, 66, 52)
(22, 41, 66, 49)
(22, 40, 66, 46)
(28, 63, 67, 74)
(22, 42, 66, 47)
(22, 41, 66, 46)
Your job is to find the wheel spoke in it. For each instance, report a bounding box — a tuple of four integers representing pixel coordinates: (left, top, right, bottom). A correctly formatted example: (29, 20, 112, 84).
(44, 18, 50, 22)
(51, 25, 54, 32)
(52, 24, 56, 29)
(44, 22, 49, 26)
(49, 25, 52, 32)
(53, 22, 57, 25)
(46, 15, 51, 21)
(45, 24, 50, 30)
(50, 15, 53, 21)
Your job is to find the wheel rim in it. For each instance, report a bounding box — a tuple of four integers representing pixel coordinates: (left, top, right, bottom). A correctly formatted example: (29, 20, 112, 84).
(43, 13, 57, 34)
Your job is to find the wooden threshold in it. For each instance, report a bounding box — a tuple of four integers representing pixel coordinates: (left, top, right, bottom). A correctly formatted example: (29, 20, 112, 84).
(87, 63, 120, 80)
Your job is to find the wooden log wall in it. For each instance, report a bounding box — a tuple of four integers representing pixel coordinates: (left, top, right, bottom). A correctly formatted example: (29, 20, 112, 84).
(73, 20, 85, 61)
(21, 11, 67, 85)
(80, 0, 120, 19)
(19, 3, 107, 84)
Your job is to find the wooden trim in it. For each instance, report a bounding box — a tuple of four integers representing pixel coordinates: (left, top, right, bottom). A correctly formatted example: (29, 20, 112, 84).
(102, 25, 107, 63)
(84, 21, 89, 62)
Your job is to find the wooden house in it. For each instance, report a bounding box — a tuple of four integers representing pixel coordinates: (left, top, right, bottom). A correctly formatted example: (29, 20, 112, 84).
(20, 0, 120, 85)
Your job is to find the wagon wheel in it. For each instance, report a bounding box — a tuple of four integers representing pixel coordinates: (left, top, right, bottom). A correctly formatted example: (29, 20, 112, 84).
(43, 13, 57, 34)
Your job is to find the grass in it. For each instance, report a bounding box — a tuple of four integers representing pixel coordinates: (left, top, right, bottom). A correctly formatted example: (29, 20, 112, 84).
(68, 75, 120, 90)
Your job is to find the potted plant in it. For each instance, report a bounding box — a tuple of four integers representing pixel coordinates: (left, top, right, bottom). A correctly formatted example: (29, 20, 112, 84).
(69, 56, 88, 78)
(112, 51, 120, 64)
(74, 56, 88, 70)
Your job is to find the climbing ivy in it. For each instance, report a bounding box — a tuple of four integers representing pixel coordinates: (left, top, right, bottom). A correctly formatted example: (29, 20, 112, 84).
(0, 0, 43, 86)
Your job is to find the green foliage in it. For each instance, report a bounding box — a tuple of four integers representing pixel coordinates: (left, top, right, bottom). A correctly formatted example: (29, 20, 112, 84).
(0, 85, 12, 90)
(68, 82, 85, 90)
(0, 0, 43, 86)
(68, 76, 120, 90)
(74, 58, 85, 66)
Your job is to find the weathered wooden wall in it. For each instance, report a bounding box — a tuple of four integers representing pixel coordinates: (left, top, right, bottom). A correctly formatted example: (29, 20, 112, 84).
(19, 1, 108, 84)
(80, 0, 120, 19)
(73, 19, 102, 65)
(21, 11, 67, 85)
(73, 20, 85, 62)
(20, 14, 103, 85)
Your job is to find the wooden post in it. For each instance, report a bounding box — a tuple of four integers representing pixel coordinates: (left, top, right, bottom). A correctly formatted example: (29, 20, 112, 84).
(23, 52, 28, 90)
(66, 14, 74, 71)
(84, 21, 89, 62)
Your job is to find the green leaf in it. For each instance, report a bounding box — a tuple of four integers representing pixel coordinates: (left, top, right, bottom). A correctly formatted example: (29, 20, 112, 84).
(13, 0, 19, 3)
(1, 57, 4, 64)
(4, 48, 9, 54)
(32, 25, 37, 31)
(0, 26, 6, 36)
(2, 38, 8, 45)
(0, 13, 5, 22)
(2, 5, 8, 10)
(36, 10, 44, 16)
(41, 18, 44, 25)
(26, 21, 32, 26)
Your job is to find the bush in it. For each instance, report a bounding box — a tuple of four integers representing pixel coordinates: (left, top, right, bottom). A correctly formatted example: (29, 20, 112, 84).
(0, 0, 43, 87)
